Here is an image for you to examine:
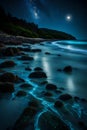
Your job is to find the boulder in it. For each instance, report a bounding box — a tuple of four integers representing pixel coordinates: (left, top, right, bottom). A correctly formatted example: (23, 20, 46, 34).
(30, 49, 41, 52)
(38, 112, 70, 130)
(25, 67, 32, 71)
(18, 55, 34, 60)
(54, 100, 64, 108)
(3, 47, 20, 56)
(16, 90, 27, 97)
(0, 43, 5, 48)
(20, 83, 33, 89)
(0, 60, 16, 68)
(45, 52, 51, 55)
(34, 67, 43, 71)
(59, 94, 72, 101)
(0, 82, 14, 93)
(29, 72, 47, 78)
(0, 72, 17, 82)
(63, 66, 72, 73)
(44, 92, 53, 97)
(46, 84, 57, 90)
(13, 99, 43, 130)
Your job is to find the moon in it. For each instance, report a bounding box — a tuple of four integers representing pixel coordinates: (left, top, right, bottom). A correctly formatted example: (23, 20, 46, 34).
(66, 15, 72, 21)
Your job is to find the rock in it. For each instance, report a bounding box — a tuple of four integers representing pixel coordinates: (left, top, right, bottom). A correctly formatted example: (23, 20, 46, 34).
(45, 52, 51, 55)
(30, 49, 41, 52)
(74, 96, 80, 101)
(0, 82, 14, 93)
(25, 67, 32, 71)
(0, 60, 16, 68)
(81, 98, 87, 102)
(18, 55, 34, 60)
(46, 84, 57, 90)
(29, 72, 47, 78)
(38, 112, 70, 130)
(58, 54, 61, 56)
(34, 67, 43, 71)
(16, 90, 27, 97)
(28, 99, 41, 108)
(44, 92, 53, 97)
(16, 77, 25, 83)
(78, 121, 86, 128)
(0, 72, 17, 82)
(59, 94, 72, 101)
(54, 100, 64, 108)
(3, 47, 20, 56)
(20, 83, 33, 89)
(0, 43, 5, 48)
(63, 66, 72, 73)
(13, 99, 42, 130)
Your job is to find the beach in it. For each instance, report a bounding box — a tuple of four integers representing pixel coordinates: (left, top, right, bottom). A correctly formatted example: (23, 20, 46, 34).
(0, 37, 87, 130)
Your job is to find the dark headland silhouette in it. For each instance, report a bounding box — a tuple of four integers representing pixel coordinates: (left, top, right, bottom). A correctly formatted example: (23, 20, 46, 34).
(0, 6, 76, 40)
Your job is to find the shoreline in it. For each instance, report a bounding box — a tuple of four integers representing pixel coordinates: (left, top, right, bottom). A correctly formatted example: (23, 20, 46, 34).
(0, 34, 87, 130)
(0, 32, 77, 45)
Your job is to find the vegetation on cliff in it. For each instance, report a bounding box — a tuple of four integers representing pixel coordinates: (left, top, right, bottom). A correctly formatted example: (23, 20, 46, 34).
(0, 6, 76, 40)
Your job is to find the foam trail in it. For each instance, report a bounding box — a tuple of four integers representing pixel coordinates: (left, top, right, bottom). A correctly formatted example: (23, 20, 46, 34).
(52, 41, 87, 55)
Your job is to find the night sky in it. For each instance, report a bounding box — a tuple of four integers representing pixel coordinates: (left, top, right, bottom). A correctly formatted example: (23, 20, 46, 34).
(0, 0, 87, 40)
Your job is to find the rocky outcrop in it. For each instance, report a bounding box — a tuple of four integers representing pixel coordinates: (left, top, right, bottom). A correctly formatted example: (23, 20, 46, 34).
(29, 72, 47, 78)
(63, 66, 72, 73)
(46, 84, 57, 90)
(38, 112, 70, 130)
(18, 55, 34, 60)
(54, 100, 64, 108)
(0, 60, 16, 68)
(0, 82, 14, 93)
(59, 94, 72, 101)
(34, 67, 43, 71)
(16, 90, 27, 97)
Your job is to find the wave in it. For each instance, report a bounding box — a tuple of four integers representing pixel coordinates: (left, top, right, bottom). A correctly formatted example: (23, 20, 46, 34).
(52, 40, 87, 55)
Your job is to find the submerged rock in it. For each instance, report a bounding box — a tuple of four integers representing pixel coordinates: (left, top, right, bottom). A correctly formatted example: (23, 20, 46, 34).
(0, 43, 5, 48)
(63, 66, 72, 73)
(0, 82, 14, 93)
(44, 92, 53, 97)
(54, 100, 64, 108)
(25, 67, 32, 71)
(0, 72, 17, 82)
(34, 67, 43, 71)
(16, 90, 27, 97)
(30, 49, 41, 52)
(45, 52, 51, 55)
(13, 99, 43, 130)
(46, 83, 57, 90)
(20, 83, 33, 89)
(18, 55, 34, 60)
(59, 94, 72, 101)
(29, 72, 47, 78)
(0, 60, 16, 68)
(3, 47, 20, 56)
(38, 112, 70, 130)
(0, 72, 24, 83)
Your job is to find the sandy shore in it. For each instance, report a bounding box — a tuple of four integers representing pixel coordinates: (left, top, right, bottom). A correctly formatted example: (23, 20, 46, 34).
(0, 32, 46, 44)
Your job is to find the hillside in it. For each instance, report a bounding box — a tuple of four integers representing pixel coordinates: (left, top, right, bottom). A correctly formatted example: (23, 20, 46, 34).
(0, 6, 76, 40)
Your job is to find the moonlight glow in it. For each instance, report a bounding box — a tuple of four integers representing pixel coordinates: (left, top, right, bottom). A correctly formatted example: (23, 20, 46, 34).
(66, 15, 72, 21)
